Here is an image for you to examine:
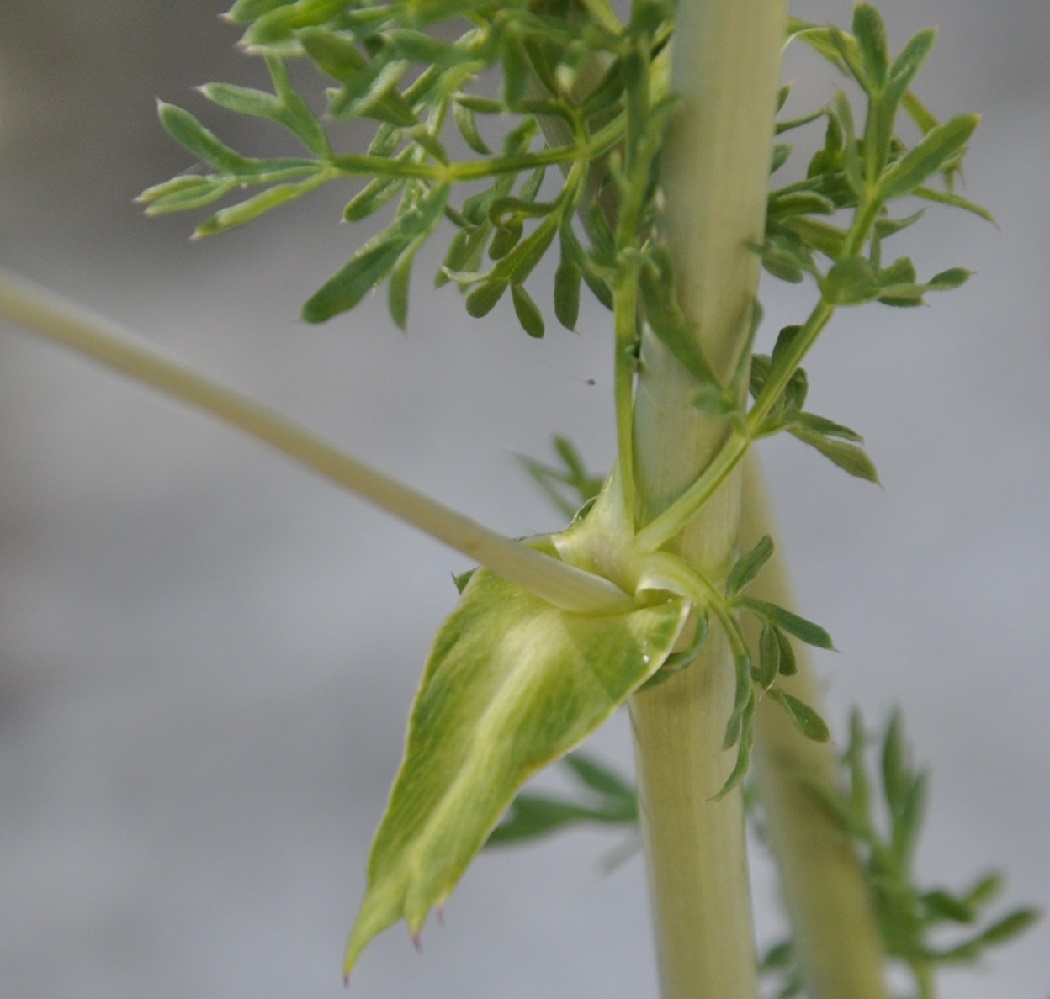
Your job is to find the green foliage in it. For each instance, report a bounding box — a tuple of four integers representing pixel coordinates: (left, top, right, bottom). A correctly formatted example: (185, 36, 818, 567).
(724, 3, 989, 489)
(142, 0, 679, 334)
(143, 2, 985, 494)
(761, 710, 1040, 999)
(136, 1, 1019, 987)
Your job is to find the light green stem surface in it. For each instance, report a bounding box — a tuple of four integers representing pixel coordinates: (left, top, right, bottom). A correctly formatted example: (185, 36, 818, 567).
(742, 454, 890, 999)
(0, 268, 629, 615)
(628, 1, 787, 997)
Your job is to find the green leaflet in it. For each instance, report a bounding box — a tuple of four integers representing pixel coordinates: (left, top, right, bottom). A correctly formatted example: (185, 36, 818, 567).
(878, 113, 980, 202)
(302, 184, 449, 323)
(193, 172, 329, 236)
(344, 558, 689, 978)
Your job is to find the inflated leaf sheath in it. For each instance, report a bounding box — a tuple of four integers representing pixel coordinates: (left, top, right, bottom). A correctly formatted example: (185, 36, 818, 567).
(344, 559, 689, 977)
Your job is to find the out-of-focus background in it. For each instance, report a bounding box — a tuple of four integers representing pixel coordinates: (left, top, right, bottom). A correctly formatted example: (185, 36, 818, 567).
(1, 2, 1047, 997)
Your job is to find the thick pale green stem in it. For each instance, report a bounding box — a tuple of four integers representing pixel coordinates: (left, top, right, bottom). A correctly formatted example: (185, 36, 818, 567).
(742, 454, 890, 999)
(628, 2, 787, 997)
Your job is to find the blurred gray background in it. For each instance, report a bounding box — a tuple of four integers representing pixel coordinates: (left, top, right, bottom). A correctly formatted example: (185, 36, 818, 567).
(1, 1, 1047, 996)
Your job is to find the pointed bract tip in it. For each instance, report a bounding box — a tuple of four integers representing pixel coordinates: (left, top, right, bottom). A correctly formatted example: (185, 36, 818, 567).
(411, 930, 423, 954)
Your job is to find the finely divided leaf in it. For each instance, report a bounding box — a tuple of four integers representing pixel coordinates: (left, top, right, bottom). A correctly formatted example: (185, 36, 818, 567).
(640, 247, 724, 387)
(484, 794, 615, 846)
(226, 0, 291, 23)
(344, 564, 688, 977)
(465, 277, 508, 318)
(388, 245, 416, 331)
(139, 175, 239, 215)
(304, 238, 404, 323)
(913, 186, 995, 222)
(822, 255, 879, 305)
(561, 751, 636, 805)
(755, 622, 781, 688)
(198, 81, 284, 121)
(198, 56, 331, 158)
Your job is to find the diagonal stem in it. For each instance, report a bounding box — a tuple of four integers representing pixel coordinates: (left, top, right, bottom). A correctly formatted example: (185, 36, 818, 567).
(0, 268, 630, 615)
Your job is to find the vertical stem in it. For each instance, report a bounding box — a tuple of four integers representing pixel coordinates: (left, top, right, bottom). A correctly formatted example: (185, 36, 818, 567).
(743, 454, 891, 999)
(628, 1, 786, 997)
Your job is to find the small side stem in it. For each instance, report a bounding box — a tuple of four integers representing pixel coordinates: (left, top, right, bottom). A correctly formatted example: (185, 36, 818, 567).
(633, 426, 749, 553)
(613, 261, 641, 520)
(0, 268, 630, 615)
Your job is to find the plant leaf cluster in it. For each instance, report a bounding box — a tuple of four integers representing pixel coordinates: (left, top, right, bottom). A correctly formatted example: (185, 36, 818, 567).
(140, 0, 677, 335)
(716, 536, 833, 790)
(734, 4, 990, 485)
(140, 3, 986, 495)
(139, 0, 1013, 983)
(761, 710, 1039, 999)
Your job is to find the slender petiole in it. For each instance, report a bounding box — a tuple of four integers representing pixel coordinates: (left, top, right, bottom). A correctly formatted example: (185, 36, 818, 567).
(0, 268, 632, 616)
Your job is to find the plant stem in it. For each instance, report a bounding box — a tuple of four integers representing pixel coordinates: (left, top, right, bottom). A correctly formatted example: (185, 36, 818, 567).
(627, 1, 786, 996)
(0, 268, 630, 615)
(742, 453, 890, 999)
